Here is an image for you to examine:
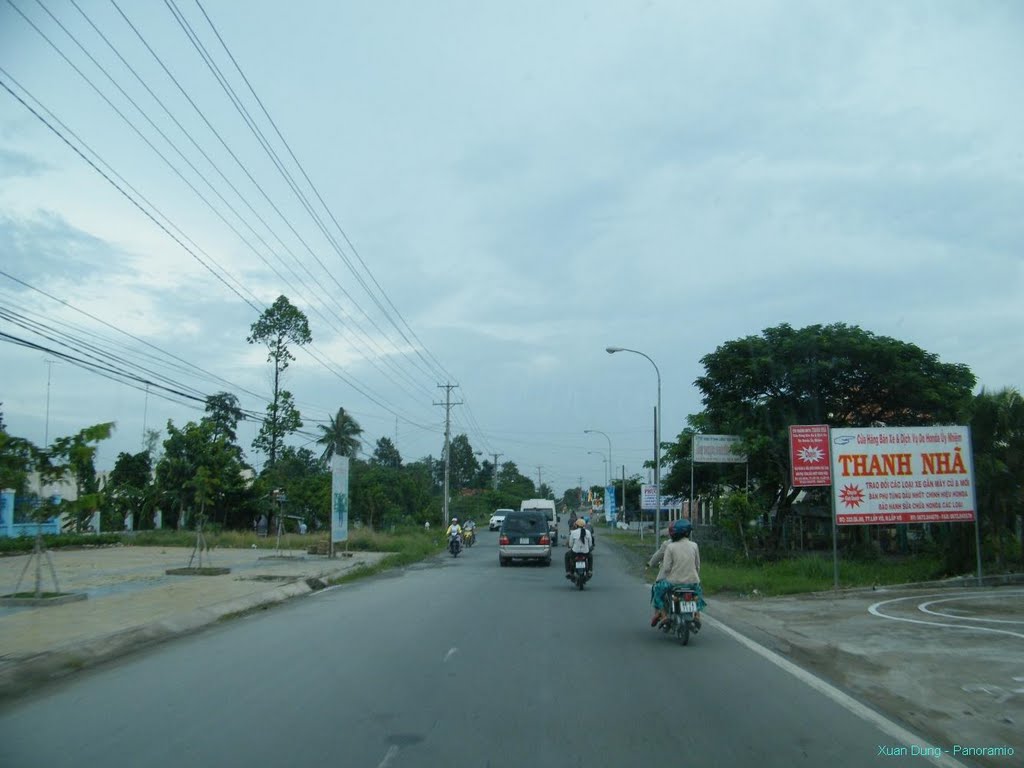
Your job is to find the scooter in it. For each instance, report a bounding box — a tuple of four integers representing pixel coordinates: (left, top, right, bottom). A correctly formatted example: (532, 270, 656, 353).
(662, 586, 701, 645)
(571, 553, 592, 590)
(462, 527, 475, 547)
(448, 533, 463, 557)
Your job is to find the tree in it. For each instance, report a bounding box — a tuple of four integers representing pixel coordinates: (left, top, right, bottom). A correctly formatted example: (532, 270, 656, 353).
(247, 295, 311, 467)
(447, 434, 479, 489)
(204, 392, 245, 445)
(683, 323, 976, 549)
(46, 422, 116, 531)
(317, 407, 364, 462)
(106, 450, 152, 530)
(371, 436, 402, 468)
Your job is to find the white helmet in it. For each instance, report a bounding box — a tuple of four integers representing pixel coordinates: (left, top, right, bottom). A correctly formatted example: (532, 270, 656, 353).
(451, 517, 458, 523)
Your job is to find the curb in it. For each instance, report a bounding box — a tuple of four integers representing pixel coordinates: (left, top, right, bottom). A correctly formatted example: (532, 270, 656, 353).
(0, 579, 313, 704)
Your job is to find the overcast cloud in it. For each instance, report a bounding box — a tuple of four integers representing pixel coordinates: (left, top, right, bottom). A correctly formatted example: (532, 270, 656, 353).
(1, 0, 1021, 493)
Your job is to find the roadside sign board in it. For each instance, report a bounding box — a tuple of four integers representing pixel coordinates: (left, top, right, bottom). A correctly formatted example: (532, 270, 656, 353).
(789, 425, 832, 487)
(331, 455, 350, 543)
(641, 484, 669, 510)
(692, 434, 746, 463)
(829, 426, 976, 526)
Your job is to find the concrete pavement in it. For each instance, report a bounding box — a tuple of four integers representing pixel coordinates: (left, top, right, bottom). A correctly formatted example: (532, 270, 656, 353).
(0, 544, 387, 700)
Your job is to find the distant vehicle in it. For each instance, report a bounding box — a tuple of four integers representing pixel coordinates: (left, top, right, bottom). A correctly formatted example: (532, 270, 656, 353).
(489, 509, 512, 531)
(498, 510, 551, 567)
(520, 498, 558, 545)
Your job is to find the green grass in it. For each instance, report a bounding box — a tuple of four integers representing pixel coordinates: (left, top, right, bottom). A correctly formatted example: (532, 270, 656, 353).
(603, 530, 947, 596)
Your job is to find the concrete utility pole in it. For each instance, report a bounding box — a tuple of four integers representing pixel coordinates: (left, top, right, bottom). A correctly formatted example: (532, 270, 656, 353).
(434, 384, 462, 527)
(536, 466, 543, 492)
(490, 452, 503, 491)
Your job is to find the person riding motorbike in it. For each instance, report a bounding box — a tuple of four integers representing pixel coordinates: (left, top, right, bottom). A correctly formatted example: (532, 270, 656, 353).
(647, 519, 705, 629)
(564, 518, 594, 579)
(462, 519, 476, 546)
(446, 517, 463, 552)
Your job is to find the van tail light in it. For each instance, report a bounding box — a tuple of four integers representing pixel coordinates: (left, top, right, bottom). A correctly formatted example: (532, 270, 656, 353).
(683, 592, 695, 601)
(499, 535, 510, 545)
(539, 534, 550, 545)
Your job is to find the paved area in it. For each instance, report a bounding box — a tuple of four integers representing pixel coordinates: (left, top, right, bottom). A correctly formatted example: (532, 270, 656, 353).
(709, 584, 1023, 766)
(0, 544, 387, 699)
(1, 544, 1021, 767)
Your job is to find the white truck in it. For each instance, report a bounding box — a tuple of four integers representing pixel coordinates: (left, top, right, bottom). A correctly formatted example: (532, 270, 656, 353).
(520, 498, 558, 545)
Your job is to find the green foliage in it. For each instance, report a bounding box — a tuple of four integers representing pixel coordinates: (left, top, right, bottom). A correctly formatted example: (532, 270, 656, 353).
(247, 296, 312, 467)
(317, 407, 363, 462)
(204, 392, 245, 445)
(371, 437, 402, 468)
(0, 533, 122, 553)
(446, 434, 479, 489)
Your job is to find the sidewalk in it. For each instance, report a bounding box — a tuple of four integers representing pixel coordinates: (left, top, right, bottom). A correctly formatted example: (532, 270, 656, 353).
(0, 545, 387, 701)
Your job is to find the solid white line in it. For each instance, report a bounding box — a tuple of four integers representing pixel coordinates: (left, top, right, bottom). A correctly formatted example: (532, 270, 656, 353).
(376, 745, 400, 768)
(707, 616, 971, 768)
(869, 594, 1024, 640)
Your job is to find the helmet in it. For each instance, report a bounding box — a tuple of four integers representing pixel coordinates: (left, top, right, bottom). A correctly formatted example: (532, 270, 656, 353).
(575, 518, 586, 528)
(671, 519, 692, 536)
(451, 517, 458, 523)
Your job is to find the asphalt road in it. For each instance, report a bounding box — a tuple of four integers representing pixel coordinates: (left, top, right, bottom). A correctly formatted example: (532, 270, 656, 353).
(0, 531, 964, 768)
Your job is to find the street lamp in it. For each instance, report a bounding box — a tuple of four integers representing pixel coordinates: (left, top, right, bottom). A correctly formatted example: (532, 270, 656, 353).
(587, 451, 608, 486)
(585, 429, 616, 523)
(606, 346, 663, 547)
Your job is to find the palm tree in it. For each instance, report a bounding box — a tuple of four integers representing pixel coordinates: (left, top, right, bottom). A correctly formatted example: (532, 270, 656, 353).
(317, 407, 364, 463)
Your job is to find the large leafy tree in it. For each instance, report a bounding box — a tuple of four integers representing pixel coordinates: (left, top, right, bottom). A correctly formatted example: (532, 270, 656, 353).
(676, 323, 976, 547)
(0, 407, 35, 495)
(968, 387, 1024, 569)
(317, 407, 364, 462)
(248, 295, 311, 468)
(204, 392, 245, 446)
(45, 422, 115, 531)
(447, 434, 479, 489)
(105, 450, 153, 530)
(370, 436, 402, 468)
(258, 446, 330, 531)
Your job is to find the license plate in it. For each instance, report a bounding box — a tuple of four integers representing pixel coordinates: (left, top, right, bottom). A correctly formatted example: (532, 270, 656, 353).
(519, 538, 530, 545)
(678, 601, 697, 613)
(575, 561, 587, 570)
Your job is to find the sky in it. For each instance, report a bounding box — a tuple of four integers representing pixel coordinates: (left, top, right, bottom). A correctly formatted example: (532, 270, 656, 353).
(1, 0, 1022, 497)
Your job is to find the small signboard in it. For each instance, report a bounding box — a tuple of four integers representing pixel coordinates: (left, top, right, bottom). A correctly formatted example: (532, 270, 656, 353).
(789, 425, 832, 487)
(692, 434, 746, 464)
(829, 426, 976, 526)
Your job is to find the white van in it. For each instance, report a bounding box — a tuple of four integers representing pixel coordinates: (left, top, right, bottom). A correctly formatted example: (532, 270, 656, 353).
(519, 498, 558, 545)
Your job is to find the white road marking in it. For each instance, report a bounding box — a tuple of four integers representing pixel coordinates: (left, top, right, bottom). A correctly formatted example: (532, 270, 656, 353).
(443, 647, 458, 663)
(376, 745, 400, 768)
(917, 591, 1024, 625)
(707, 615, 972, 768)
(869, 592, 1024, 640)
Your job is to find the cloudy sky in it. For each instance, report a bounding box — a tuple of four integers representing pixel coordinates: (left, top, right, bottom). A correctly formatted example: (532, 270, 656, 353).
(1, 0, 1021, 495)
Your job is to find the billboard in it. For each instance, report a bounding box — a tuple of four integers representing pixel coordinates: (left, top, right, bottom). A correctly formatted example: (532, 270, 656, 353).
(830, 426, 976, 526)
(331, 455, 350, 543)
(692, 434, 746, 464)
(789, 425, 832, 487)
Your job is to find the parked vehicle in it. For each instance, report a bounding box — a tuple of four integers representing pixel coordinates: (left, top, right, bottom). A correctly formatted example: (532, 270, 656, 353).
(661, 586, 701, 645)
(519, 499, 558, 545)
(489, 509, 512, 531)
(571, 552, 591, 590)
(498, 510, 551, 566)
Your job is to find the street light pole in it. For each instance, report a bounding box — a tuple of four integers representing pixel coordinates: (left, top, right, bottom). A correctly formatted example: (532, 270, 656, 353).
(606, 346, 662, 548)
(585, 429, 614, 523)
(587, 451, 608, 486)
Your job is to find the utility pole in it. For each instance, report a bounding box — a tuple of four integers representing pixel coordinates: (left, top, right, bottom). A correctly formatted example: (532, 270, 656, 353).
(578, 477, 583, 510)
(434, 383, 462, 527)
(490, 452, 503, 491)
(43, 359, 57, 447)
(536, 466, 543, 493)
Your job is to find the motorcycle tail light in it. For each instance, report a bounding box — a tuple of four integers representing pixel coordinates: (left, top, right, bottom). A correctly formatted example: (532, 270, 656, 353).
(683, 592, 695, 601)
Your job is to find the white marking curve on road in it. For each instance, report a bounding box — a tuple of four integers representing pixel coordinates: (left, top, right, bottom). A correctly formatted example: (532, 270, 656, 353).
(868, 590, 1024, 640)
(917, 593, 1024, 625)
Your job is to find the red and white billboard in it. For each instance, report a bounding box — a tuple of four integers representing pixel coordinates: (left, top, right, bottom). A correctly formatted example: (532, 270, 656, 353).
(789, 425, 832, 487)
(829, 426, 976, 526)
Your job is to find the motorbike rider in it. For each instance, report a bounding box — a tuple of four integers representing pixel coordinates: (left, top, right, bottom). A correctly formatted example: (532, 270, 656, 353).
(564, 518, 594, 579)
(462, 518, 476, 544)
(446, 517, 463, 551)
(647, 519, 705, 628)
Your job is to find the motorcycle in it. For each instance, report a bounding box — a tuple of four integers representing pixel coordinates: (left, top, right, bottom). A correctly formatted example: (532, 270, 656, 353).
(462, 527, 475, 547)
(571, 553, 591, 590)
(448, 533, 463, 557)
(662, 586, 701, 645)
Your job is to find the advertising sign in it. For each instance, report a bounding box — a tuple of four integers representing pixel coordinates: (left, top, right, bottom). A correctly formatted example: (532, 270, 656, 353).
(789, 425, 832, 487)
(605, 485, 616, 521)
(330, 455, 350, 543)
(692, 434, 746, 464)
(830, 426, 976, 526)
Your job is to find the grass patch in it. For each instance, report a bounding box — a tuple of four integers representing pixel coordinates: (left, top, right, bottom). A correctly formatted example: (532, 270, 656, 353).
(0, 533, 122, 554)
(603, 530, 947, 596)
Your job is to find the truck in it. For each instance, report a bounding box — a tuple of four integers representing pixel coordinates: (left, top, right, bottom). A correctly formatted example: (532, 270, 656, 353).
(520, 498, 558, 545)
